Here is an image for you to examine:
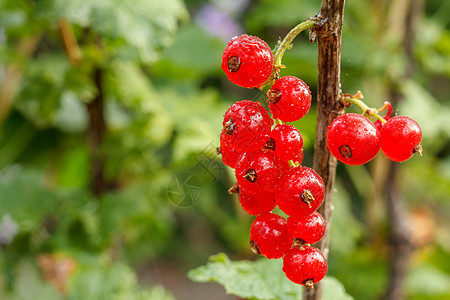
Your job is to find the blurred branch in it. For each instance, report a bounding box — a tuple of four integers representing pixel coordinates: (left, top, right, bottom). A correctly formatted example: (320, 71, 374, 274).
(305, 0, 346, 299)
(86, 65, 108, 197)
(59, 19, 82, 65)
(0, 35, 41, 125)
(382, 163, 415, 300)
(382, 0, 423, 299)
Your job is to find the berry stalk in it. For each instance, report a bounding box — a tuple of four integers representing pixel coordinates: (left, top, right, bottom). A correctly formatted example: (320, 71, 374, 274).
(342, 91, 388, 124)
(273, 19, 317, 69)
(262, 19, 318, 88)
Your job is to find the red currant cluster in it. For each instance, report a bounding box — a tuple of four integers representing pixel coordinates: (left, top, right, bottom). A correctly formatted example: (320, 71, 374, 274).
(218, 34, 327, 288)
(327, 96, 423, 165)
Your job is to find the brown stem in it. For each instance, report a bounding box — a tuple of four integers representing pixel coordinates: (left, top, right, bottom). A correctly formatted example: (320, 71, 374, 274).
(382, 163, 414, 300)
(305, 0, 346, 299)
(86, 67, 107, 197)
(59, 19, 82, 65)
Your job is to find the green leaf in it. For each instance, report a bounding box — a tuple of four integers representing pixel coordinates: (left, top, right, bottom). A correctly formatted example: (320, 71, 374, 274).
(47, 0, 188, 63)
(188, 253, 353, 300)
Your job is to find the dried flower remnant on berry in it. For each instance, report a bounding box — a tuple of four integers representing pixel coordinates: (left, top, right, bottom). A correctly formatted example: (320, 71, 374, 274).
(227, 56, 240, 72)
(338, 145, 352, 158)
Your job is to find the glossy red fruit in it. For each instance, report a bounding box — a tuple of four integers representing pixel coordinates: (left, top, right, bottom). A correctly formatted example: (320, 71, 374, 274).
(238, 188, 276, 216)
(267, 76, 312, 122)
(287, 211, 326, 245)
(282, 246, 328, 286)
(222, 100, 272, 153)
(327, 113, 381, 165)
(250, 212, 293, 259)
(279, 150, 304, 174)
(235, 149, 280, 193)
(380, 116, 422, 162)
(219, 132, 241, 168)
(267, 124, 303, 161)
(221, 34, 274, 89)
(275, 166, 325, 217)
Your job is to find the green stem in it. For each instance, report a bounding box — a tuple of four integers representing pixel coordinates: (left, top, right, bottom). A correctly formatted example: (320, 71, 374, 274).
(274, 19, 317, 68)
(260, 18, 317, 89)
(344, 97, 387, 123)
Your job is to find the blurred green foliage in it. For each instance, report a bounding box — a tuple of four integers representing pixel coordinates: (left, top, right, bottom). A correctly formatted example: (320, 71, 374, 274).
(0, 0, 449, 299)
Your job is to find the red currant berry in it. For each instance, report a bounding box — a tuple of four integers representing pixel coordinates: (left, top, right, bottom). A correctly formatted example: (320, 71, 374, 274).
(380, 116, 422, 162)
(267, 76, 312, 122)
(266, 124, 303, 161)
(222, 100, 272, 153)
(221, 34, 274, 89)
(287, 211, 326, 245)
(250, 212, 293, 259)
(275, 166, 325, 217)
(235, 149, 280, 193)
(219, 132, 241, 168)
(327, 113, 381, 165)
(238, 188, 276, 216)
(282, 246, 328, 286)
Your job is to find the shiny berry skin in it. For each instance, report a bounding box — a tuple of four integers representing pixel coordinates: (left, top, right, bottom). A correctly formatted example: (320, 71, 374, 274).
(221, 34, 274, 89)
(238, 188, 276, 216)
(280, 150, 304, 174)
(235, 149, 280, 193)
(267, 124, 303, 161)
(219, 132, 241, 168)
(275, 166, 325, 217)
(222, 100, 272, 153)
(380, 116, 422, 162)
(250, 212, 293, 259)
(287, 211, 326, 245)
(282, 246, 328, 286)
(327, 113, 381, 165)
(267, 76, 312, 122)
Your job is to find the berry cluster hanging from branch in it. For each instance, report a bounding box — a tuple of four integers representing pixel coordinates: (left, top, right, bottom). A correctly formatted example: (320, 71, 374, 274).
(216, 6, 422, 298)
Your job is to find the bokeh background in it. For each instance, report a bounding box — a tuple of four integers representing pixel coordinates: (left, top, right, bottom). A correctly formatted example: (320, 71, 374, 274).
(0, 0, 449, 299)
